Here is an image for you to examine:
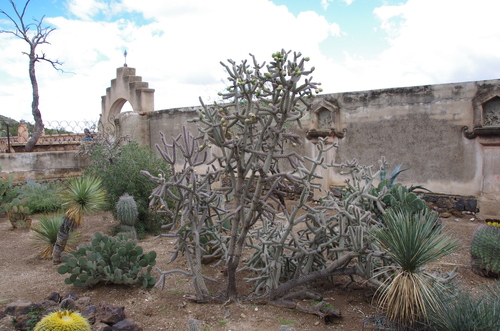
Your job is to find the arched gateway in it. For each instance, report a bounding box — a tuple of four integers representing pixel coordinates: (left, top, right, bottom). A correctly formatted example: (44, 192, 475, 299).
(100, 66, 155, 128)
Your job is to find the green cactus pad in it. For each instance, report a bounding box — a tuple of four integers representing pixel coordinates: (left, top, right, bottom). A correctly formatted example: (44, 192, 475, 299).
(58, 232, 156, 288)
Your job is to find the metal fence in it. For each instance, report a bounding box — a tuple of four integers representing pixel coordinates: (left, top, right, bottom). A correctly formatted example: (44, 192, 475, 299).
(0, 119, 100, 153)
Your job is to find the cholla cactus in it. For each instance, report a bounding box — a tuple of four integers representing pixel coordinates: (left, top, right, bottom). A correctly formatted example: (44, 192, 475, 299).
(33, 310, 91, 331)
(116, 193, 138, 239)
(471, 224, 500, 277)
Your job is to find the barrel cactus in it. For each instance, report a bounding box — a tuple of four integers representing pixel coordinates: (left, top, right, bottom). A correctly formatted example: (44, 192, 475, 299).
(470, 222, 500, 278)
(116, 193, 138, 239)
(33, 310, 91, 331)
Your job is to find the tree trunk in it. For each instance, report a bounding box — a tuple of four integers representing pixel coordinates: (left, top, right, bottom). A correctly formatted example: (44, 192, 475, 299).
(24, 51, 44, 152)
(52, 215, 75, 264)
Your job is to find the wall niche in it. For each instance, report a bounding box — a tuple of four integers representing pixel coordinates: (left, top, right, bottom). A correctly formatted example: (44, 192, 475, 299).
(306, 99, 346, 142)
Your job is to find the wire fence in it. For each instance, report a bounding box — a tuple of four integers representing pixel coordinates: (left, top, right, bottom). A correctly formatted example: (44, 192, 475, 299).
(0, 119, 101, 153)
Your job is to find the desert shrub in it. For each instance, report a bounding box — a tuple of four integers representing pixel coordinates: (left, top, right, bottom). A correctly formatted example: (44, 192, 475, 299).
(19, 180, 63, 214)
(426, 283, 500, 330)
(84, 141, 172, 236)
(57, 232, 156, 288)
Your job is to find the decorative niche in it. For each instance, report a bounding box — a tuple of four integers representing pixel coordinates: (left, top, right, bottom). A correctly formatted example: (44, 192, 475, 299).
(306, 99, 346, 142)
(463, 86, 500, 139)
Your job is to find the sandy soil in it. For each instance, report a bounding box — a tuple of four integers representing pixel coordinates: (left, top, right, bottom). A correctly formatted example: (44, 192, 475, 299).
(0, 208, 496, 331)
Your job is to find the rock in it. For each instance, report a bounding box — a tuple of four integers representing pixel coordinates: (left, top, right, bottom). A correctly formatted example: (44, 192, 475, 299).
(440, 212, 452, 218)
(13, 313, 37, 331)
(81, 304, 97, 324)
(112, 319, 143, 331)
(75, 297, 93, 311)
(4, 300, 33, 317)
(453, 198, 465, 211)
(465, 199, 478, 212)
(37, 299, 59, 312)
(46, 292, 61, 303)
(62, 290, 79, 301)
(96, 302, 126, 324)
(60, 298, 76, 310)
(19, 303, 41, 316)
(94, 322, 114, 331)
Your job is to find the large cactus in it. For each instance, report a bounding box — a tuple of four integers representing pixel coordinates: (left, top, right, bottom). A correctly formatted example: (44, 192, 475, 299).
(116, 193, 138, 239)
(471, 224, 500, 277)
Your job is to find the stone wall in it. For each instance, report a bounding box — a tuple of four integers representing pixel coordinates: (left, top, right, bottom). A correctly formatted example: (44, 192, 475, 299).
(116, 78, 500, 218)
(0, 151, 90, 182)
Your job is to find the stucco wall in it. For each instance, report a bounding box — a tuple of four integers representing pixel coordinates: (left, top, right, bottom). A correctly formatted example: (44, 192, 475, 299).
(111, 78, 500, 217)
(0, 151, 90, 182)
(322, 81, 482, 196)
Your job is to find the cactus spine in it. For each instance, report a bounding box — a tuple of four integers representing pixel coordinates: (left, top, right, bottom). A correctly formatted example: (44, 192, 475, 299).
(33, 310, 91, 331)
(470, 224, 500, 277)
(116, 193, 138, 239)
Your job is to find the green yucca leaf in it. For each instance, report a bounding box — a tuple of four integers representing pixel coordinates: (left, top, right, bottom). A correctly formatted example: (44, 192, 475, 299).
(60, 176, 106, 226)
(31, 214, 80, 259)
(372, 207, 460, 325)
(373, 208, 459, 272)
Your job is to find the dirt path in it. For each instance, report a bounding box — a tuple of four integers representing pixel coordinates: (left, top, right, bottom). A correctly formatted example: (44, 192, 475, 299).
(0, 210, 496, 331)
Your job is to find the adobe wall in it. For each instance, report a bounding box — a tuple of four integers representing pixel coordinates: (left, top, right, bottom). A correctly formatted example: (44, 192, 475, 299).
(111, 78, 500, 218)
(0, 151, 90, 182)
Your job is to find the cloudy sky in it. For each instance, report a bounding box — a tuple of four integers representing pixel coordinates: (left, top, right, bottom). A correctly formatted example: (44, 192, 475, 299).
(1, 0, 499, 124)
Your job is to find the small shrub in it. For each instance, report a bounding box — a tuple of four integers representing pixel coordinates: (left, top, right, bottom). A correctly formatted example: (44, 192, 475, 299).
(57, 232, 156, 288)
(20, 180, 63, 214)
(31, 214, 80, 259)
(84, 141, 172, 236)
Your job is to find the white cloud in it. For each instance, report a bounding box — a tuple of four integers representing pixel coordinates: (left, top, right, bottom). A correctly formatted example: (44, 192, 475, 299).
(66, 0, 109, 20)
(1, 0, 500, 123)
(320, 0, 333, 10)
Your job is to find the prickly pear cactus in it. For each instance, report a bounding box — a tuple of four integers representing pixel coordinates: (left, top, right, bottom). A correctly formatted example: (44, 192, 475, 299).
(470, 223, 500, 278)
(116, 193, 138, 239)
(0, 166, 21, 214)
(33, 310, 91, 331)
(57, 232, 156, 288)
(6, 198, 31, 228)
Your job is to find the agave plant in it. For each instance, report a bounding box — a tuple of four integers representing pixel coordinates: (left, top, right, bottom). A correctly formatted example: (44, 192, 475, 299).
(372, 207, 459, 326)
(31, 214, 80, 259)
(52, 176, 106, 264)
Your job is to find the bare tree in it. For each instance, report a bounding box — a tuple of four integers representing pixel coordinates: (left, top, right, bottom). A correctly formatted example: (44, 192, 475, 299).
(0, 0, 62, 152)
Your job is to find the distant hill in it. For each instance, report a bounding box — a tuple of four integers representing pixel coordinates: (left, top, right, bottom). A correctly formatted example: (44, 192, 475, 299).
(0, 115, 18, 123)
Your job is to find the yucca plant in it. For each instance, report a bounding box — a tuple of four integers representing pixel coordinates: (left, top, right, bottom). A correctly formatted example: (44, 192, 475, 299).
(372, 207, 459, 327)
(31, 214, 80, 259)
(52, 176, 106, 264)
